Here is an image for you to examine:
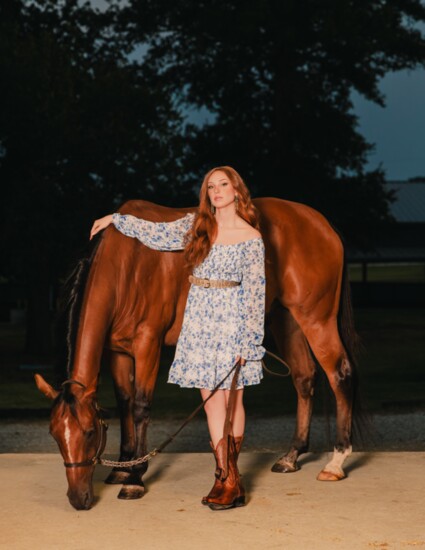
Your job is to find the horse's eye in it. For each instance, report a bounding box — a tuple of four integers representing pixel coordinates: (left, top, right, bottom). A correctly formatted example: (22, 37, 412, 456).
(85, 429, 95, 439)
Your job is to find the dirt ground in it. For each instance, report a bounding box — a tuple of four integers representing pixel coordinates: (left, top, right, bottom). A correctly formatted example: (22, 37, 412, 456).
(1, 412, 425, 549)
(1, 451, 424, 550)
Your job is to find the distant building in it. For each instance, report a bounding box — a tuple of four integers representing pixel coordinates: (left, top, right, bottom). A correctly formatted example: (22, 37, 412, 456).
(381, 181, 425, 260)
(348, 181, 425, 264)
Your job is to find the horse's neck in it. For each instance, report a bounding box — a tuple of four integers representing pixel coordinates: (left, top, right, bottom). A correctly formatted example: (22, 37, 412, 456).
(70, 254, 116, 390)
(71, 318, 108, 389)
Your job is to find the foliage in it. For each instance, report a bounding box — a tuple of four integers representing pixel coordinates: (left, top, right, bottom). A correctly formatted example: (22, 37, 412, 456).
(119, 0, 425, 245)
(0, 0, 188, 352)
(2, 0, 425, 353)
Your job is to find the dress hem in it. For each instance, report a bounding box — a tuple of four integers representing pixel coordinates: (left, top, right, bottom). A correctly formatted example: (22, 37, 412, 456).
(166, 376, 263, 390)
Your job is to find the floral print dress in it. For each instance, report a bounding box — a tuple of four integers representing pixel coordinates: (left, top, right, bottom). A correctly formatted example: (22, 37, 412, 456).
(112, 212, 266, 390)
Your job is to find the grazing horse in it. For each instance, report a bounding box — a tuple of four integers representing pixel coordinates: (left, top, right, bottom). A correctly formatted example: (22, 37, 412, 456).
(35, 197, 359, 510)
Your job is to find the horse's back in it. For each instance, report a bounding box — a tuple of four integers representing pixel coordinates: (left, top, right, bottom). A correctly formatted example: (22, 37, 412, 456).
(114, 196, 344, 319)
(120, 197, 342, 250)
(119, 199, 197, 221)
(254, 197, 344, 313)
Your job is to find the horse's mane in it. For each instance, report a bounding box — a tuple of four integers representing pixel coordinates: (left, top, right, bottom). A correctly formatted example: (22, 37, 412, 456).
(56, 236, 102, 379)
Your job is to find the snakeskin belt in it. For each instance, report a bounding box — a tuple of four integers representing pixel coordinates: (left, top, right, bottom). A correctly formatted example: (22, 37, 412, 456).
(189, 275, 241, 289)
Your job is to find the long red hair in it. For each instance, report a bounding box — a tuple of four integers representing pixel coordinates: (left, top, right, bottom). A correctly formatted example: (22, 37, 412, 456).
(184, 166, 260, 269)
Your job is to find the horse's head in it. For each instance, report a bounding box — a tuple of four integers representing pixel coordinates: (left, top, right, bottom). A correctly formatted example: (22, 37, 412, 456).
(34, 374, 107, 510)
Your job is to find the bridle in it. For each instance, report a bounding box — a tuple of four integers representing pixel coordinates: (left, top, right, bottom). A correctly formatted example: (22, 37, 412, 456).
(61, 379, 108, 469)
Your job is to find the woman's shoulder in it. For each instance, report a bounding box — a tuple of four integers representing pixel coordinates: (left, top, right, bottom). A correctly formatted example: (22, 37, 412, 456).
(241, 224, 262, 243)
(237, 221, 262, 241)
(245, 227, 262, 240)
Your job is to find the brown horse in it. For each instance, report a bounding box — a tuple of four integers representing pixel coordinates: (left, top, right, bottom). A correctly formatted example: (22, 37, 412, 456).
(35, 197, 359, 510)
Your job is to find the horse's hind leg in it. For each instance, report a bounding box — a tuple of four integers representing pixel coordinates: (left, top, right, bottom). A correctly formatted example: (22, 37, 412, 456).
(117, 331, 162, 500)
(297, 317, 354, 481)
(104, 351, 136, 485)
(268, 307, 317, 473)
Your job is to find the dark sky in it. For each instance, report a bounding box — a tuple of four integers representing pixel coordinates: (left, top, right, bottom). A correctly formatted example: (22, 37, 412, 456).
(352, 68, 425, 181)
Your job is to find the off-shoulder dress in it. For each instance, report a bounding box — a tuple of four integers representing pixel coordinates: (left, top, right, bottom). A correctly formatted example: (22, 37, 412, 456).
(112, 212, 266, 390)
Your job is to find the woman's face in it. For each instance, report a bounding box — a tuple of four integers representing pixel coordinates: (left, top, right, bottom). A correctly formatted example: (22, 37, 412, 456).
(207, 170, 237, 210)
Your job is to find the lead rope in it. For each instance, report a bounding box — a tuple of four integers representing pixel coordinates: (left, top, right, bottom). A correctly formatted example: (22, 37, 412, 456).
(261, 349, 292, 378)
(98, 350, 291, 469)
(98, 359, 242, 468)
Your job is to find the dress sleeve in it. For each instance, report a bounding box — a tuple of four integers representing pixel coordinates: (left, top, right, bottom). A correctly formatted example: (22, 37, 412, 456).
(239, 239, 266, 361)
(111, 212, 195, 251)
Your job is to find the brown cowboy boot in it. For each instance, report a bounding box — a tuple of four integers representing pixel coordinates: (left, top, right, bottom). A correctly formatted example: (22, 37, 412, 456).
(204, 435, 245, 510)
(201, 441, 224, 505)
(201, 436, 245, 505)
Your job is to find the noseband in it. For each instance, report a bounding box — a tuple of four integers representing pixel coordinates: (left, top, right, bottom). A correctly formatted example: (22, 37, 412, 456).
(61, 379, 108, 469)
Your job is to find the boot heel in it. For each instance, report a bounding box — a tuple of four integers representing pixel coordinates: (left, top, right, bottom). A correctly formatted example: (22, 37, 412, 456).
(233, 495, 246, 507)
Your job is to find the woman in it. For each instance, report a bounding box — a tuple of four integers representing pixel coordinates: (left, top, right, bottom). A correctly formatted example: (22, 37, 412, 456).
(90, 166, 266, 510)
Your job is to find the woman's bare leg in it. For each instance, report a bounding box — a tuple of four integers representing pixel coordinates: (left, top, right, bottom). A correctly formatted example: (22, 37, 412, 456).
(200, 388, 245, 446)
(224, 389, 245, 438)
(200, 389, 227, 447)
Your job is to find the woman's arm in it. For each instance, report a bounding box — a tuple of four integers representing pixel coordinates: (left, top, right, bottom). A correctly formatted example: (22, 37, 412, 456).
(238, 239, 266, 362)
(90, 212, 195, 251)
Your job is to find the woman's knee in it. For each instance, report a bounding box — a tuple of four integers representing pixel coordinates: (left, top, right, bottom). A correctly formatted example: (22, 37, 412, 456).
(201, 389, 226, 416)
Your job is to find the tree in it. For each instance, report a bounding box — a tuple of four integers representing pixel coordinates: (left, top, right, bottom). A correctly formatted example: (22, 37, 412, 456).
(119, 0, 425, 246)
(0, 0, 189, 355)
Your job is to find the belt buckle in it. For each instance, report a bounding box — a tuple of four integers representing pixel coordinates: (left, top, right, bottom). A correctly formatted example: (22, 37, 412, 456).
(202, 278, 210, 288)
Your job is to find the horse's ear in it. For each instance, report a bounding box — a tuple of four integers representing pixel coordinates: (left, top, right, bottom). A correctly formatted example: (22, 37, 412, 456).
(34, 374, 59, 400)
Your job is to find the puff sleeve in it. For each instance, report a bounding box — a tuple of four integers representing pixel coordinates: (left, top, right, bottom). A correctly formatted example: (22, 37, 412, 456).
(112, 212, 195, 251)
(239, 239, 266, 361)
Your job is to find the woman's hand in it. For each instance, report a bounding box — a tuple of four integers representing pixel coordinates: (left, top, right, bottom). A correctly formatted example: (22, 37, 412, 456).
(90, 214, 113, 240)
(235, 355, 246, 366)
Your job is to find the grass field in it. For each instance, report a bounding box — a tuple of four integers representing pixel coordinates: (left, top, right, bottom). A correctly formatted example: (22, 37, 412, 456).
(0, 307, 424, 417)
(348, 263, 425, 282)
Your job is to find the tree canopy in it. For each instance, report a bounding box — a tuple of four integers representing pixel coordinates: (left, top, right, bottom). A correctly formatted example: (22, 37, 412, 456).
(1, 0, 425, 354)
(119, 0, 425, 244)
(0, 0, 188, 353)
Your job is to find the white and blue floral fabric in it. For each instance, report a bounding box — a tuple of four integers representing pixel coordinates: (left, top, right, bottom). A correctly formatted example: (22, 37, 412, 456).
(112, 212, 266, 390)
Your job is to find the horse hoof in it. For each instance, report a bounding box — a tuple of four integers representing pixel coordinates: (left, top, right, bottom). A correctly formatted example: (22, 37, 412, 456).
(117, 485, 145, 500)
(317, 469, 345, 482)
(271, 460, 299, 473)
(104, 471, 131, 484)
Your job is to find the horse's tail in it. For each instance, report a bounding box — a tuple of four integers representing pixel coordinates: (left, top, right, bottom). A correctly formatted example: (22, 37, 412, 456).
(56, 238, 102, 379)
(338, 257, 361, 367)
(338, 254, 372, 446)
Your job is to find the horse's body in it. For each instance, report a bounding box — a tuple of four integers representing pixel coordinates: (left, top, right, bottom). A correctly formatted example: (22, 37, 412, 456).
(36, 197, 358, 510)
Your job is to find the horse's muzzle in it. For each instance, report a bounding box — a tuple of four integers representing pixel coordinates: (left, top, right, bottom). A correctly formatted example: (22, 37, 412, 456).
(67, 487, 94, 510)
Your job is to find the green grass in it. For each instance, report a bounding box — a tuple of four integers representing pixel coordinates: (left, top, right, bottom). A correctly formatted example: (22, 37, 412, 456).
(348, 263, 425, 282)
(1, 307, 424, 416)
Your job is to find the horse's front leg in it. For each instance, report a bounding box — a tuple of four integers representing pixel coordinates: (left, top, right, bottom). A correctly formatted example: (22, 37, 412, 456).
(104, 351, 136, 485)
(269, 309, 317, 473)
(118, 331, 162, 500)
